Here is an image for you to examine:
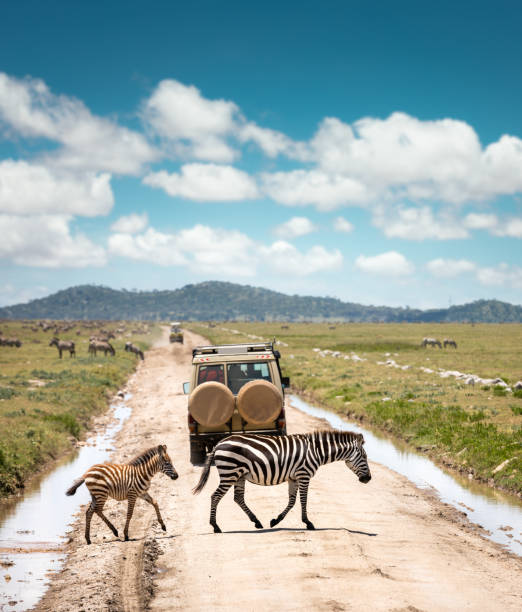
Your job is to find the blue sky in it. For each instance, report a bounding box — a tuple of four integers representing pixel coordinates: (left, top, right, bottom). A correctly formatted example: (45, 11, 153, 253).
(1, 0, 521, 308)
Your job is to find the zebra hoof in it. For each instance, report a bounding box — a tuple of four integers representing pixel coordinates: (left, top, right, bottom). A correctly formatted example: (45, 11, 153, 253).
(161, 525, 166, 531)
(213, 525, 222, 534)
(306, 522, 315, 530)
(254, 521, 263, 529)
(124, 535, 129, 541)
(270, 518, 279, 528)
(86, 539, 91, 545)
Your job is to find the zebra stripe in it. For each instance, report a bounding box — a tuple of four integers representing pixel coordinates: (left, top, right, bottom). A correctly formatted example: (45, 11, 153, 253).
(193, 430, 371, 533)
(65, 444, 178, 544)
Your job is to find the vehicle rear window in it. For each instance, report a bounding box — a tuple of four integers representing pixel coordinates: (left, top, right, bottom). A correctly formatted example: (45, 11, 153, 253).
(197, 364, 224, 385)
(226, 362, 272, 394)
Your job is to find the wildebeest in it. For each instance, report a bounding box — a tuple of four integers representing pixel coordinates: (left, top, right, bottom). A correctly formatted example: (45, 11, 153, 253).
(125, 342, 144, 360)
(422, 337, 442, 348)
(49, 337, 76, 358)
(443, 338, 457, 349)
(0, 337, 22, 347)
(88, 339, 115, 356)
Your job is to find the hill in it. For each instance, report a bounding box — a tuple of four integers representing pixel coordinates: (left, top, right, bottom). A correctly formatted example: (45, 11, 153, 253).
(0, 282, 521, 322)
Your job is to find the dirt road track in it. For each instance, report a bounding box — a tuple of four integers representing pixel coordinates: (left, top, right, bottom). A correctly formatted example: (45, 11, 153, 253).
(37, 330, 522, 612)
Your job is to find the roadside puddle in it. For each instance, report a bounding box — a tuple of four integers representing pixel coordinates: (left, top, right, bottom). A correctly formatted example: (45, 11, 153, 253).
(290, 395, 522, 557)
(0, 394, 132, 611)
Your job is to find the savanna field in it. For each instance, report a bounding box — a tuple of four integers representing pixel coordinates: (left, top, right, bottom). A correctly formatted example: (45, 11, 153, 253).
(188, 321, 522, 495)
(0, 321, 157, 496)
(1, 319, 521, 499)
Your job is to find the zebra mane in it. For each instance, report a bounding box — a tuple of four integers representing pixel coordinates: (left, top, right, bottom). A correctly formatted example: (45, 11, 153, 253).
(127, 445, 162, 466)
(309, 430, 363, 445)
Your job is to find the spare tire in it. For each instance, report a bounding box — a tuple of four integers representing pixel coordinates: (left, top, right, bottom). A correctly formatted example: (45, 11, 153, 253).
(189, 382, 235, 427)
(237, 380, 283, 425)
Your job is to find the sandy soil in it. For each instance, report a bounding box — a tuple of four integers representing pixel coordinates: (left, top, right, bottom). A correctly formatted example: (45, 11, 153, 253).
(36, 329, 522, 612)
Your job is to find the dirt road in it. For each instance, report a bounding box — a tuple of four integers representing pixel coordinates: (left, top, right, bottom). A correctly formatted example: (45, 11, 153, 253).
(37, 330, 522, 612)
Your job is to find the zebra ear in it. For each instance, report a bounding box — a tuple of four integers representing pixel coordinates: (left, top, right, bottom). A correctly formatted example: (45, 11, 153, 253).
(358, 433, 365, 445)
(160, 444, 167, 452)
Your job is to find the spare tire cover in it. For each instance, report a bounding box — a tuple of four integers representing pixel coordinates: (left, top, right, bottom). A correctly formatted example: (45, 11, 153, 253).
(189, 382, 235, 427)
(237, 380, 283, 425)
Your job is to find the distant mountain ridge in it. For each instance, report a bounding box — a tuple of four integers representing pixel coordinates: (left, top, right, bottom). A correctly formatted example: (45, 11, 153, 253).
(0, 282, 521, 323)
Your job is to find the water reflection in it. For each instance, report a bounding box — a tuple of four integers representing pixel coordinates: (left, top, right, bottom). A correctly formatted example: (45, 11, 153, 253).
(0, 395, 132, 611)
(290, 395, 522, 557)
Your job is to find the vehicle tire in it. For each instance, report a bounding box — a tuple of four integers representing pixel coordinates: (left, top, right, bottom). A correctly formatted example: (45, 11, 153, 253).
(237, 380, 283, 425)
(190, 440, 207, 465)
(189, 382, 235, 426)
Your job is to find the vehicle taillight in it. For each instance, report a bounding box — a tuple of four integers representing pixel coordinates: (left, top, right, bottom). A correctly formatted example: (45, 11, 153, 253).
(188, 412, 197, 434)
(277, 407, 286, 430)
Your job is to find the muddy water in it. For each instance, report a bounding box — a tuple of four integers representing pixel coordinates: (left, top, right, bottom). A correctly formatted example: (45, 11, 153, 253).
(290, 395, 522, 557)
(0, 395, 132, 611)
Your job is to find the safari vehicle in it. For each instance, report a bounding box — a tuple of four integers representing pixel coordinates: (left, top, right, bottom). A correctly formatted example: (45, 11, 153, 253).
(183, 342, 290, 465)
(169, 322, 184, 344)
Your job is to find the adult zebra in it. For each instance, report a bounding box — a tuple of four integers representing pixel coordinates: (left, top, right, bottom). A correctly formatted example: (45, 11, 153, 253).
(65, 444, 178, 544)
(193, 430, 371, 533)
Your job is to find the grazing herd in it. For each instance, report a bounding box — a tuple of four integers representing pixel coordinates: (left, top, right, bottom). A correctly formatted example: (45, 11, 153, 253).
(0, 320, 148, 361)
(422, 337, 457, 349)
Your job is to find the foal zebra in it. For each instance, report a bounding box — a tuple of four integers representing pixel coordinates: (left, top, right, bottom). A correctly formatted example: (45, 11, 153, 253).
(65, 444, 178, 544)
(193, 430, 371, 533)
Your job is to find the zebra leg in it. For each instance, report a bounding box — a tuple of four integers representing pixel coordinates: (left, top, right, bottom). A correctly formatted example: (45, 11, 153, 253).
(233, 479, 263, 529)
(85, 502, 95, 544)
(94, 498, 118, 539)
(298, 478, 315, 530)
(270, 479, 298, 528)
(124, 493, 137, 541)
(210, 480, 235, 533)
(141, 492, 166, 531)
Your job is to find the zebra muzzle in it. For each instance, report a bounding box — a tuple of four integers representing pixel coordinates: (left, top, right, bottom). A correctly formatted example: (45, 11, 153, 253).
(359, 474, 371, 483)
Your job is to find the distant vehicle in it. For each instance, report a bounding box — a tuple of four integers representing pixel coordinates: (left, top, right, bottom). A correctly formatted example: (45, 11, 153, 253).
(183, 341, 289, 465)
(169, 322, 183, 343)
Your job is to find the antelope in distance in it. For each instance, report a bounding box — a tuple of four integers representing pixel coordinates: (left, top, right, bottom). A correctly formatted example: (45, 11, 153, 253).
(66, 444, 178, 544)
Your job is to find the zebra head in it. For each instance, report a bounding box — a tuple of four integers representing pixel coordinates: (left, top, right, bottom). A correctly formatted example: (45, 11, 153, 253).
(158, 444, 178, 480)
(345, 434, 371, 483)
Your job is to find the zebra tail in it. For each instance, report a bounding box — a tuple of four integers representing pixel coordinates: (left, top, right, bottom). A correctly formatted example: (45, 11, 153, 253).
(65, 477, 85, 496)
(192, 448, 216, 495)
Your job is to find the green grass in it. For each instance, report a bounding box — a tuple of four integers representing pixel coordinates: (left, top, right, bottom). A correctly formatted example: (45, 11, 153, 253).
(0, 320, 158, 497)
(187, 321, 522, 495)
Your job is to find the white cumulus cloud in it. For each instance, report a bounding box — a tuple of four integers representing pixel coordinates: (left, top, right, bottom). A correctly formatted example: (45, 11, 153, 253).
(261, 169, 370, 210)
(0, 72, 159, 175)
(0, 160, 114, 217)
(426, 258, 476, 277)
(110, 212, 149, 234)
(333, 216, 354, 233)
(143, 163, 259, 201)
(274, 216, 317, 238)
(355, 251, 414, 276)
(261, 242, 343, 276)
(0, 214, 106, 267)
(143, 80, 239, 163)
(109, 223, 341, 277)
(476, 263, 522, 288)
(372, 205, 469, 240)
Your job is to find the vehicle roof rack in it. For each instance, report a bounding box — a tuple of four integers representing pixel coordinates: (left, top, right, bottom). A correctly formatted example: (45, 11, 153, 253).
(192, 342, 275, 358)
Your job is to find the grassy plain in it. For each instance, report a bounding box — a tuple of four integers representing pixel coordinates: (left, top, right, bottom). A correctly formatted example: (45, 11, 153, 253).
(188, 321, 522, 495)
(0, 320, 157, 497)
